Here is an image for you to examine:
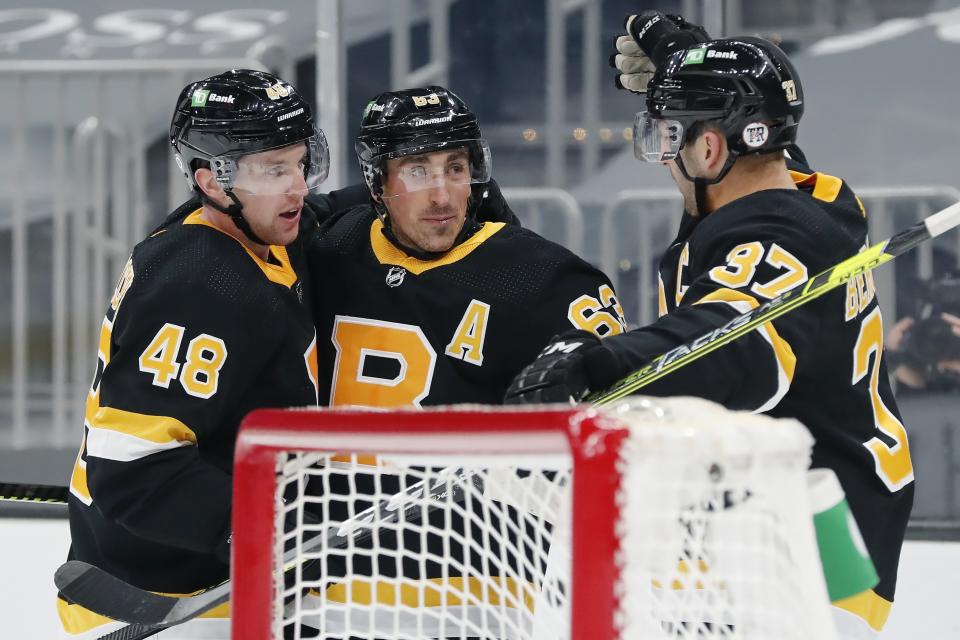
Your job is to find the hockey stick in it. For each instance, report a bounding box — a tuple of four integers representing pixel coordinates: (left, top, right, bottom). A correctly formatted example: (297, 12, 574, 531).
(0, 481, 69, 504)
(589, 200, 960, 405)
(8, 455, 376, 508)
(54, 466, 483, 638)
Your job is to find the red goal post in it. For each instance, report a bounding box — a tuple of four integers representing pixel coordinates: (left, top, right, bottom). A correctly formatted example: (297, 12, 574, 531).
(230, 399, 835, 640)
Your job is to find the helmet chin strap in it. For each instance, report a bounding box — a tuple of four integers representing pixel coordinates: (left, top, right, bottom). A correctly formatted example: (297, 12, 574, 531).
(201, 190, 269, 247)
(674, 152, 739, 216)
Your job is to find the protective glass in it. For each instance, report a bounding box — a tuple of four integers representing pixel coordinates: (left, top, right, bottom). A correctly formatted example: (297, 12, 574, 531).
(212, 130, 330, 196)
(633, 111, 684, 163)
(377, 139, 492, 199)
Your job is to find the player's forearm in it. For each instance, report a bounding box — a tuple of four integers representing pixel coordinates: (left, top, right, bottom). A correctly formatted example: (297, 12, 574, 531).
(600, 304, 788, 410)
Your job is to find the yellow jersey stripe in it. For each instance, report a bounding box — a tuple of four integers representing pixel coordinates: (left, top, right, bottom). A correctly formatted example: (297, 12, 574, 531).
(57, 595, 229, 634)
(833, 588, 892, 631)
(321, 576, 535, 611)
(694, 288, 797, 412)
(789, 170, 843, 204)
(69, 445, 92, 505)
(86, 407, 197, 462)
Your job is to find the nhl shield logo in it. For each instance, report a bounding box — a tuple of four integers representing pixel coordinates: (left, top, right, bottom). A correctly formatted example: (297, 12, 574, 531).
(386, 266, 407, 287)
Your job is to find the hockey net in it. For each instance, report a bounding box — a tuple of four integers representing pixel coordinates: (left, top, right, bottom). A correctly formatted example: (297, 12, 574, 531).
(231, 398, 836, 640)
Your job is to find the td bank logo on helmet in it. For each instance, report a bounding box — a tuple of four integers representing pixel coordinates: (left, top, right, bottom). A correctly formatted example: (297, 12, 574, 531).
(682, 47, 738, 65)
(191, 89, 236, 107)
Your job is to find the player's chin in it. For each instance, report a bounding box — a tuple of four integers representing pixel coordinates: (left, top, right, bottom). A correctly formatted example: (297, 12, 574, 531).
(420, 230, 459, 253)
(267, 224, 300, 247)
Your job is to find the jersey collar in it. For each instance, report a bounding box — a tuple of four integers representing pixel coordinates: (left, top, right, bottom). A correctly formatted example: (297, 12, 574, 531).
(183, 208, 298, 288)
(369, 218, 505, 275)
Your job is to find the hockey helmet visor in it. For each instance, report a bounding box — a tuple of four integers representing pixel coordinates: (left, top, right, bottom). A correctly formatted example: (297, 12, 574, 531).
(633, 111, 685, 162)
(205, 127, 330, 196)
(357, 136, 492, 199)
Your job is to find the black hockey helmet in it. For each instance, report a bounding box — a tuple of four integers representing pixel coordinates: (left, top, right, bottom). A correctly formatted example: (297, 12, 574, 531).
(169, 69, 329, 244)
(635, 37, 803, 170)
(170, 69, 329, 194)
(354, 86, 492, 217)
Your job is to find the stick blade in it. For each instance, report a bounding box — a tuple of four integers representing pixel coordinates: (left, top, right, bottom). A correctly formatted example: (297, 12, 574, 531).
(55, 561, 178, 626)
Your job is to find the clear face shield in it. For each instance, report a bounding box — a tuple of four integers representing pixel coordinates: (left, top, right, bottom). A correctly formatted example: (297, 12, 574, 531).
(371, 139, 492, 199)
(209, 129, 330, 197)
(633, 111, 684, 163)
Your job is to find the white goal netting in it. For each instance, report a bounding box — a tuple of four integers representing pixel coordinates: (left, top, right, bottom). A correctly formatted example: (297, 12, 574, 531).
(233, 398, 836, 640)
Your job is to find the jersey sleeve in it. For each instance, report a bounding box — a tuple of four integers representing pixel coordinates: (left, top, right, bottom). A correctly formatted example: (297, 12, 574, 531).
(529, 252, 628, 346)
(306, 183, 371, 226)
(600, 211, 829, 411)
(83, 276, 282, 557)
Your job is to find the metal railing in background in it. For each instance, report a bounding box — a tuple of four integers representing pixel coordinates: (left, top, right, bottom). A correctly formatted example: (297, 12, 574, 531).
(545, 0, 603, 188)
(0, 121, 960, 456)
(859, 187, 960, 323)
(317, 0, 347, 190)
(598, 190, 682, 327)
(0, 59, 262, 450)
(501, 187, 585, 256)
(391, 0, 451, 90)
(317, 0, 451, 190)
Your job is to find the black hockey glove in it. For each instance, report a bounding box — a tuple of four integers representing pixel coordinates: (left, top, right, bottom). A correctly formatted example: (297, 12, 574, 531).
(504, 330, 623, 405)
(610, 12, 710, 93)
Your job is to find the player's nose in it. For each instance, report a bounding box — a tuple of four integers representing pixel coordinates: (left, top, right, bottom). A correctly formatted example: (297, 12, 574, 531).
(428, 182, 451, 206)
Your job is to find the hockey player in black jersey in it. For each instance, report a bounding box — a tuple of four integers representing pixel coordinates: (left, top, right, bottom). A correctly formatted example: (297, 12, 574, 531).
(299, 87, 626, 635)
(507, 25, 913, 638)
(59, 70, 332, 637)
(307, 86, 627, 407)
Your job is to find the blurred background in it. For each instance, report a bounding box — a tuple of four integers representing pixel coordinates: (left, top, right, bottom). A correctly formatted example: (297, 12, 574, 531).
(1, 0, 959, 636)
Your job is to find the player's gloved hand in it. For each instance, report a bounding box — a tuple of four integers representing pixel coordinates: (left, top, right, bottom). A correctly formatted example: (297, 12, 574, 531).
(610, 12, 710, 93)
(504, 330, 622, 404)
(611, 31, 656, 93)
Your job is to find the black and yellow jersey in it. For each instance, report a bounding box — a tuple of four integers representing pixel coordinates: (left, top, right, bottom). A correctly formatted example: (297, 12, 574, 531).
(308, 206, 627, 407)
(302, 206, 622, 618)
(599, 164, 914, 631)
(60, 199, 320, 633)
